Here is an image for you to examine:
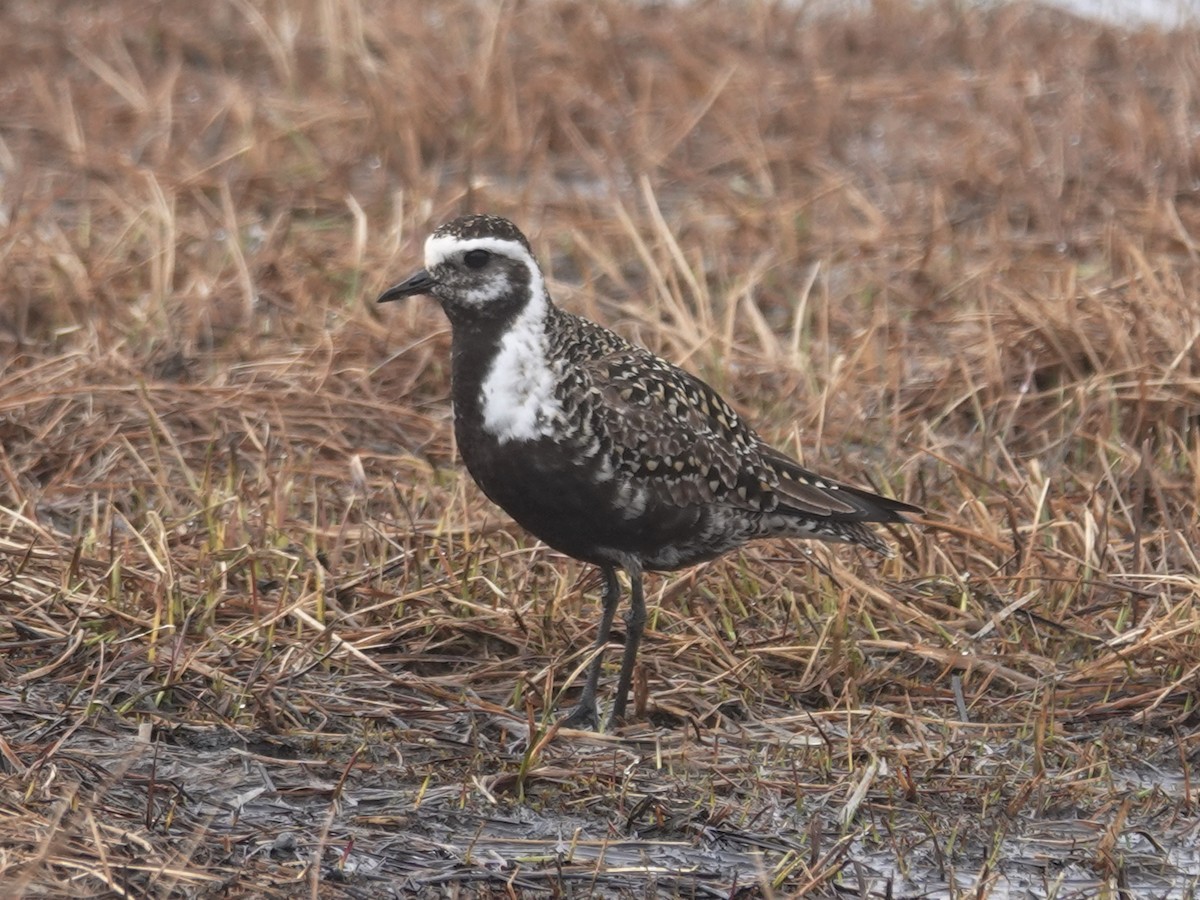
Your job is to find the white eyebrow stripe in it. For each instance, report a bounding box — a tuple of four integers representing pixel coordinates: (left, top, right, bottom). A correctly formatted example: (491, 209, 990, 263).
(423, 234, 537, 272)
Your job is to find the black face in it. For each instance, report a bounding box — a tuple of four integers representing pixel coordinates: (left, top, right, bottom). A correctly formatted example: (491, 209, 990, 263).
(377, 216, 542, 325)
(463, 248, 492, 270)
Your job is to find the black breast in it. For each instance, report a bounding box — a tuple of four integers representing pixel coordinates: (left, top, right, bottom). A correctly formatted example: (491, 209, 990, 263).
(445, 306, 766, 570)
(444, 318, 633, 566)
(454, 420, 710, 569)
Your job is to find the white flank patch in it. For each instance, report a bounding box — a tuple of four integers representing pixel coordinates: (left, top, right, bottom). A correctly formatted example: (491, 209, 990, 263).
(426, 232, 562, 443)
(618, 484, 648, 519)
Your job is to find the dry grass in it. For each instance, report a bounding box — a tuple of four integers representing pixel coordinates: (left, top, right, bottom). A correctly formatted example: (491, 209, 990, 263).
(2, 0, 1199, 896)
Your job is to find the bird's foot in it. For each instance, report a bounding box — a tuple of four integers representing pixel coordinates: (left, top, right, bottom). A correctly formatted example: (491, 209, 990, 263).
(606, 704, 629, 733)
(558, 699, 601, 731)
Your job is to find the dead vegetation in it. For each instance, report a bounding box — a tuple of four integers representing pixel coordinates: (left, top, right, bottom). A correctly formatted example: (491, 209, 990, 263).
(1, 0, 1199, 896)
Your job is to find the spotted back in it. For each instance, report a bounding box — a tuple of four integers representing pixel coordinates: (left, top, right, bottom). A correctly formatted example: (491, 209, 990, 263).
(546, 308, 905, 537)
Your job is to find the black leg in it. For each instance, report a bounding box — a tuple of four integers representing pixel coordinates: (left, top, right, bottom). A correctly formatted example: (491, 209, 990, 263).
(559, 565, 621, 730)
(609, 565, 645, 726)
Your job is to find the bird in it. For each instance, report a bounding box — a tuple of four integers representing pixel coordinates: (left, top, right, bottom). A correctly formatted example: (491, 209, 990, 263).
(378, 214, 920, 730)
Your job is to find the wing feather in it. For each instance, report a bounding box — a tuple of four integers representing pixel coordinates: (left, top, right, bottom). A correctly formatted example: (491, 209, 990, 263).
(550, 311, 918, 531)
(575, 348, 856, 517)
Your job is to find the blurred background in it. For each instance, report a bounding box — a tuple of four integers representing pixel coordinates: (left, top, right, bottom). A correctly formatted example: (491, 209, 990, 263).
(2, 1, 1199, 896)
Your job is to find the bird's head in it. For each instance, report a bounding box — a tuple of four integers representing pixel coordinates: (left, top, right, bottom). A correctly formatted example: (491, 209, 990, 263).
(378, 215, 545, 321)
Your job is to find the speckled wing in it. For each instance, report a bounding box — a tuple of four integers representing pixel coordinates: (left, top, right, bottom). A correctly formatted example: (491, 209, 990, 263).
(574, 346, 866, 518)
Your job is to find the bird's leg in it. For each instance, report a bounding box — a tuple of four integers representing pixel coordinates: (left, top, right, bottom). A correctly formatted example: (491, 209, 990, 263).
(609, 565, 645, 727)
(559, 565, 621, 730)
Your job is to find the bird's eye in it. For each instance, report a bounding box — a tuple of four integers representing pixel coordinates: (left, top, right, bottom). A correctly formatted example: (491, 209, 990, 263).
(463, 249, 492, 269)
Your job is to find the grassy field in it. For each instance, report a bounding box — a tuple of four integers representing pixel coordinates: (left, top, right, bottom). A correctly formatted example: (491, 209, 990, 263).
(2, 1, 1199, 896)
